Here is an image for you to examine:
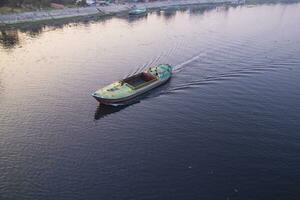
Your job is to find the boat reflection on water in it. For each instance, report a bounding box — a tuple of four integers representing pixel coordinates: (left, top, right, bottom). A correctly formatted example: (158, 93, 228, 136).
(127, 14, 148, 23)
(94, 104, 129, 120)
(94, 99, 140, 120)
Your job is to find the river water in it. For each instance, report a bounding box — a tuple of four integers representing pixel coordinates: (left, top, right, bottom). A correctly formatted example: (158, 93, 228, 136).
(1, 3, 300, 200)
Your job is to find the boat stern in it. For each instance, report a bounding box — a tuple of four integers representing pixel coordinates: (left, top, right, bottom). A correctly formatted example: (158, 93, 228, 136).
(92, 81, 134, 104)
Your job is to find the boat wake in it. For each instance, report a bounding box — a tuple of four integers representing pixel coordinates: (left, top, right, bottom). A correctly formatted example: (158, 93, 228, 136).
(158, 46, 298, 96)
(173, 51, 207, 73)
(124, 40, 185, 78)
(118, 38, 299, 107)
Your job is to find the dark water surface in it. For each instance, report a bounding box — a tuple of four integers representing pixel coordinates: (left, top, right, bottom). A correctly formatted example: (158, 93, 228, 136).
(1, 3, 300, 200)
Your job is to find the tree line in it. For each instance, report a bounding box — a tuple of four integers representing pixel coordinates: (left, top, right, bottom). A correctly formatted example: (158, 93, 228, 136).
(0, 0, 77, 7)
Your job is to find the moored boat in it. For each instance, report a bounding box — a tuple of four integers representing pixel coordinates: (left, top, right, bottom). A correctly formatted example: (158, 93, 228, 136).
(92, 64, 172, 105)
(129, 8, 147, 15)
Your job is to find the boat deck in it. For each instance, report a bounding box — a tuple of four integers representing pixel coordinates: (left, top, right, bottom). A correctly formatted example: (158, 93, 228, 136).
(123, 72, 156, 88)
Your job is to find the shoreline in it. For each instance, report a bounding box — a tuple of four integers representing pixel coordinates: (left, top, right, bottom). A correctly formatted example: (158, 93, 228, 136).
(0, 0, 234, 25)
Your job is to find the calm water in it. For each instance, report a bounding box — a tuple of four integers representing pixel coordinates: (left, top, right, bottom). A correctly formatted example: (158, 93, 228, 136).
(1, 3, 300, 200)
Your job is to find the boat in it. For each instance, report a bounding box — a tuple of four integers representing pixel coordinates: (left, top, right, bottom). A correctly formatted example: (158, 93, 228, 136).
(129, 7, 147, 15)
(92, 64, 172, 105)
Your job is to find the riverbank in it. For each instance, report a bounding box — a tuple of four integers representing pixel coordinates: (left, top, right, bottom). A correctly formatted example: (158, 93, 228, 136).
(0, 0, 234, 25)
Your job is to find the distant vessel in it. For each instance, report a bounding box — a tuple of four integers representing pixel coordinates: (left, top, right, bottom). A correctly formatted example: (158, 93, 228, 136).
(92, 64, 172, 105)
(129, 7, 147, 15)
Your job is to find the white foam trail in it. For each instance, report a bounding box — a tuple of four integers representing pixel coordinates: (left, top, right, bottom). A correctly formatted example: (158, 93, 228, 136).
(173, 52, 206, 72)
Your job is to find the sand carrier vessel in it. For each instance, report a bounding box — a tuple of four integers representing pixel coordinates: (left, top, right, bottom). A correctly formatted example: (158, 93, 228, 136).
(92, 64, 172, 105)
